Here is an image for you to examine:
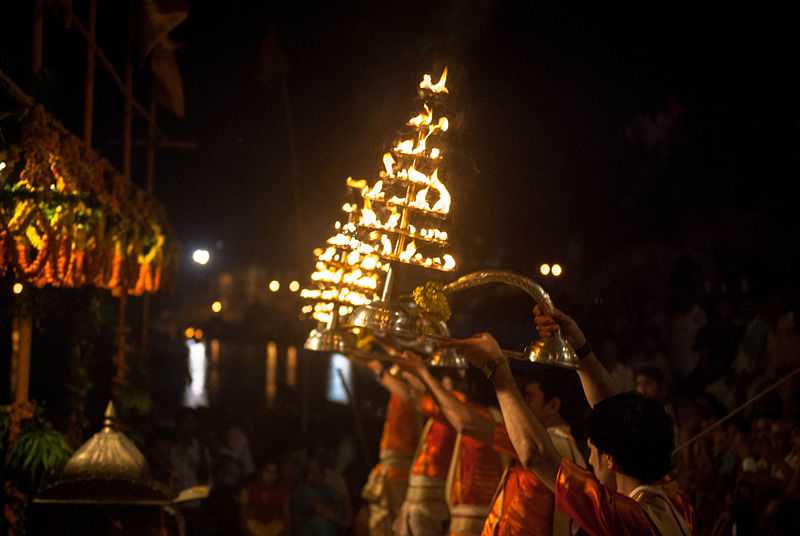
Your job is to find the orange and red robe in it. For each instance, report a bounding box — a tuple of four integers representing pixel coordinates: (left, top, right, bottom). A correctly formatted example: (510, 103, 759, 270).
(446, 406, 507, 536)
(414, 394, 460, 480)
(481, 424, 583, 536)
(362, 393, 422, 535)
(555, 459, 694, 536)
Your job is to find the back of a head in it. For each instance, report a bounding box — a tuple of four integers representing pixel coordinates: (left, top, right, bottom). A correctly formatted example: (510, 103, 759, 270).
(588, 392, 674, 484)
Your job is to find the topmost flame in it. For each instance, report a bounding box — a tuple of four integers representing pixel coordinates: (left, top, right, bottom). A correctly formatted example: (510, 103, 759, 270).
(419, 67, 448, 94)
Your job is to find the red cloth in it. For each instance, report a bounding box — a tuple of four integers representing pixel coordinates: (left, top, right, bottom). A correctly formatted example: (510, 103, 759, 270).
(481, 464, 555, 536)
(242, 482, 289, 526)
(554, 460, 693, 536)
(449, 406, 505, 507)
(380, 393, 420, 457)
(411, 394, 460, 479)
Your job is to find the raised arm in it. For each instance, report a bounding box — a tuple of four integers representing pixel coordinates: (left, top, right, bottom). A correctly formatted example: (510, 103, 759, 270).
(533, 306, 619, 408)
(452, 334, 562, 491)
(395, 351, 495, 443)
(364, 360, 422, 402)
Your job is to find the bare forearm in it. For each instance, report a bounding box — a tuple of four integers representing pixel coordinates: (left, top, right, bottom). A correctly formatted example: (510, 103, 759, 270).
(576, 353, 620, 408)
(418, 368, 493, 441)
(381, 372, 419, 401)
(493, 361, 560, 490)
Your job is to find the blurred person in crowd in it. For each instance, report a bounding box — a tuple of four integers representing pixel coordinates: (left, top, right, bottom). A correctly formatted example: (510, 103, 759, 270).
(207, 454, 244, 536)
(761, 496, 800, 536)
(293, 457, 345, 536)
(636, 366, 668, 403)
(170, 408, 213, 535)
(361, 361, 422, 536)
(219, 426, 255, 488)
(670, 302, 708, 382)
(601, 338, 635, 392)
(391, 367, 461, 536)
(318, 446, 353, 530)
(170, 408, 213, 490)
(240, 458, 291, 536)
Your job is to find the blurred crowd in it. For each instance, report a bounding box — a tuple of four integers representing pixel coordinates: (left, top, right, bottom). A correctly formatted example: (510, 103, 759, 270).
(144, 406, 360, 536)
(584, 275, 800, 535)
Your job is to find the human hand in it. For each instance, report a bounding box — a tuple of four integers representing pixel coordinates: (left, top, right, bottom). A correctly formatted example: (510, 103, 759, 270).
(401, 370, 427, 393)
(365, 360, 384, 375)
(396, 350, 426, 370)
(445, 333, 506, 369)
(533, 305, 587, 348)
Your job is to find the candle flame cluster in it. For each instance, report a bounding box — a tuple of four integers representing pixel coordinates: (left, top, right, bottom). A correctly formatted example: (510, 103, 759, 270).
(301, 67, 457, 323)
(353, 67, 456, 271)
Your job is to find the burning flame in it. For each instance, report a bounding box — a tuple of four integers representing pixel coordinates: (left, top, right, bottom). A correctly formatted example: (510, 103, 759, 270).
(413, 187, 430, 209)
(360, 207, 378, 227)
(430, 170, 451, 214)
(430, 148, 441, 159)
(408, 165, 430, 184)
(407, 104, 433, 127)
(385, 212, 400, 230)
(361, 255, 379, 270)
(364, 180, 384, 200)
(319, 247, 335, 261)
(381, 235, 393, 256)
(382, 153, 395, 178)
(394, 130, 431, 156)
(398, 241, 417, 263)
(347, 177, 367, 190)
(346, 250, 361, 265)
(420, 67, 448, 94)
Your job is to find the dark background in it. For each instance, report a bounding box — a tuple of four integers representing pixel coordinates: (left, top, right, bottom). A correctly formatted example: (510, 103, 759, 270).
(3, 0, 800, 419)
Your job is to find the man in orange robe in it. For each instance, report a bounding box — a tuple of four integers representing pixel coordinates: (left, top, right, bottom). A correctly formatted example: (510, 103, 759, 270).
(392, 371, 461, 536)
(362, 362, 423, 536)
(450, 307, 694, 536)
(395, 351, 585, 536)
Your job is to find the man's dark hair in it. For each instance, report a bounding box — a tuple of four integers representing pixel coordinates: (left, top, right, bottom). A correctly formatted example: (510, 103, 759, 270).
(510, 361, 589, 432)
(587, 392, 674, 484)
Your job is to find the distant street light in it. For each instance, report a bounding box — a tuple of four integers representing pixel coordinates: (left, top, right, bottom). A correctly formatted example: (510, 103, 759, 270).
(211, 300, 223, 313)
(540, 264, 551, 276)
(269, 280, 280, 292)
(551, 264, 563, 277)
(192, 249, 211, 265)
(289, 280, 300, 292)
(12, 282, 23, 295)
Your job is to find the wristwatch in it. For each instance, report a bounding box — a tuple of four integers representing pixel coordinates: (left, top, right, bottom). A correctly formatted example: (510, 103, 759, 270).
(575, 341, 593, 360)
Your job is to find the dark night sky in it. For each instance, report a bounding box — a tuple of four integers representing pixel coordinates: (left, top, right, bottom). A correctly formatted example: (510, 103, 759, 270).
(4, 1, 800, 284)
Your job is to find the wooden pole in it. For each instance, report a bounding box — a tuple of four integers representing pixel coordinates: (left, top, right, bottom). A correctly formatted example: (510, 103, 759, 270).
(114, 1, 134, 395)
(10, 315, 33, 404)
(82, 0, 97, 145)
(67, 12, 157, 126)
(32, 0, 44, 75)
(141, 97, 157, 351)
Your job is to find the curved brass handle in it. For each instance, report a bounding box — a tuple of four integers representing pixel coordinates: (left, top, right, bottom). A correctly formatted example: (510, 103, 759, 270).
(442, 270, 555, 314)
(414, 269, 579, 368)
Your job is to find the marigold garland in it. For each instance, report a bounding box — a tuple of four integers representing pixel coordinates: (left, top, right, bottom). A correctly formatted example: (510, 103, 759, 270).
(0, 106, 175, 293)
